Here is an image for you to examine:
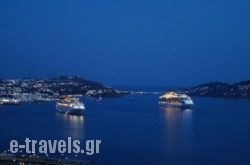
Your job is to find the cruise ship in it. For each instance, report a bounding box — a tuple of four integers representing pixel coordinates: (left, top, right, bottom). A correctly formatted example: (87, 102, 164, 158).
(159, 91, 194, 109)
(0, 98, 21, 105)
(56, 96, 85, 115)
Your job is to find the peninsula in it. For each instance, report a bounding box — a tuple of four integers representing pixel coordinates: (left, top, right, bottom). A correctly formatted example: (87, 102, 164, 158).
(0, 76, 126, 103)
(185, 80, 250, 98)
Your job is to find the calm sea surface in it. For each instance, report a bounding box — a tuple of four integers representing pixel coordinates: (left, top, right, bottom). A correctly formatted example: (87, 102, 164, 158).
(1, 94, 250, 165)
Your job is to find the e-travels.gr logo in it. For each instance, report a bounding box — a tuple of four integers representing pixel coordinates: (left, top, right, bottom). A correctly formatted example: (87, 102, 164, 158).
(9, 137, 101, 155)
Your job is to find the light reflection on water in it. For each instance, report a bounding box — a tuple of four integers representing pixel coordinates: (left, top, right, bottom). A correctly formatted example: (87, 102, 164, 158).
(160, 106, 193, 127)
(55, 113, 85, 140)
(160, 107, 193, 158)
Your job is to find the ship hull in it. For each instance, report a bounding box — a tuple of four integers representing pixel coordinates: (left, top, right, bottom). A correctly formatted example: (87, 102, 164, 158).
(56, 105, 84, 115)
(159, 101, 193, 109)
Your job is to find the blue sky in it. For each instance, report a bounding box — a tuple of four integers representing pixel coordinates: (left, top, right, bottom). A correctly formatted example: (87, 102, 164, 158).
(0, 0, 250, 87)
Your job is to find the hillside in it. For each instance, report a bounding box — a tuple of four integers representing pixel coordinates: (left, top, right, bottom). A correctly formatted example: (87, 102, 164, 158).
(185, 80, 250, 98)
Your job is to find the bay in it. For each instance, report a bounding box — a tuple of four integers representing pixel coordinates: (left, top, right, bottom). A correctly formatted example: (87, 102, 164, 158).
(0, 94, 250, 164)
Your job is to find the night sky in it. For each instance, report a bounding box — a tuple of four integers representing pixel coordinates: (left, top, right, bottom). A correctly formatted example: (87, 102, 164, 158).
(0, 0, 249, 86)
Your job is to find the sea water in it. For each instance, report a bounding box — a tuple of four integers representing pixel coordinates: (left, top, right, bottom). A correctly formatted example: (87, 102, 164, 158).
(0, 94, 250, 165)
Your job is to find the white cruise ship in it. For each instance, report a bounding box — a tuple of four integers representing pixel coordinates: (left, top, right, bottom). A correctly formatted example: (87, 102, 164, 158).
(56, 96, 85, 115)
(0, 98, 21, 105)
(159, 91, 194, 109)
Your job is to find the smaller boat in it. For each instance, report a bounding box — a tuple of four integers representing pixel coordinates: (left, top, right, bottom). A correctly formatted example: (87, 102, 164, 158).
(96, 96, 103, 102)
(128, 96, 135, 101)
(159, 91, 194, 109)
(56, 96, 85, 115)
